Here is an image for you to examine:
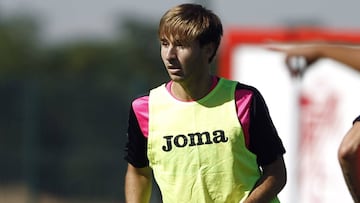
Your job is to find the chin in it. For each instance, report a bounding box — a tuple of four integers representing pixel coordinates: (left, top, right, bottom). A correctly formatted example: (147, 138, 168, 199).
(169, 75, 185, 82)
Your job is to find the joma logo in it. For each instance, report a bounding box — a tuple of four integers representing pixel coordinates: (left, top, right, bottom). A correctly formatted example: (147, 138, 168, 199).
(162, 130, 228, 152)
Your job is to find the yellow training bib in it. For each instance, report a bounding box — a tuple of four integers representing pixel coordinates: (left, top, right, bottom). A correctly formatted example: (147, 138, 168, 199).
(148, 78, 279, 203)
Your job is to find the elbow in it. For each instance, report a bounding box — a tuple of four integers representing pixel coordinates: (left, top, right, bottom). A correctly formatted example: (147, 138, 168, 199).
(263, 156, 287, 191)
(338, 121, 360, 165)
(277, 158, 287, 192)
(338, 143, 359, 165)
(279, 164, 287, 191)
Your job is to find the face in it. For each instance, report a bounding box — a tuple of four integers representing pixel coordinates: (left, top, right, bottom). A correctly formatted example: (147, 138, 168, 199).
(160, 37, 212, 83)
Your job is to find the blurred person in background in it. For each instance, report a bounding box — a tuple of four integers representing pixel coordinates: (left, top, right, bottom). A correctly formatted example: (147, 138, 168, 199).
(269, 43, 360, 202)
(124, 3, 287, 203)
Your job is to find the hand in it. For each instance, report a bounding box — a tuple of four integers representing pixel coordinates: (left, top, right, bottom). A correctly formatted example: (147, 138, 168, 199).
(265, 43, 322, 77)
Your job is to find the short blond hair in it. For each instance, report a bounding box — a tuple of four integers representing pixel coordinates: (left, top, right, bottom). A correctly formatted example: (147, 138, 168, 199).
(158, 4, 223, 62)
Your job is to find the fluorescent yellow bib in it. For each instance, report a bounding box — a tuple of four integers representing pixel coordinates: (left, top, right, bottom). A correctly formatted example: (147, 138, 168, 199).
(148, 78, 279, 203)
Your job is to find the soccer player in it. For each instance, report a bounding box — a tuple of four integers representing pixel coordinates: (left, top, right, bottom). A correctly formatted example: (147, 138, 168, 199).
(269, 43, 360, 202)
(124, 4, 287, 202)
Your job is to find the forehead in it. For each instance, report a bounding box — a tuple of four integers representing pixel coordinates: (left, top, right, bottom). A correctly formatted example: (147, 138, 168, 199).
(159, 22, 198, 44)
(159, 33, 198, 45)
(160, 37, 201, 50)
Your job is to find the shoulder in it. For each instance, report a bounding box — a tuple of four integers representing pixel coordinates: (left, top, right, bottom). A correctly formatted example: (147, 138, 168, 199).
(131, 82, 170, 113)
(354, 115, 360, 124)
(132, 94, 149, 111)
(219, 77, 260, 93)
(234, 82, 261, 94)
(230, 80, 264, 102)
(131, 83, 165, 110)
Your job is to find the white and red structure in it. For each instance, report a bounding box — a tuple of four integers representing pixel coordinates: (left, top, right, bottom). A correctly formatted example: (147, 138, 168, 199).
(218, 27, 360, 203)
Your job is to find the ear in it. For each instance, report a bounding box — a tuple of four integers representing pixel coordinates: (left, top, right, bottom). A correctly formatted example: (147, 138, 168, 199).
(203, 43, 216, 62)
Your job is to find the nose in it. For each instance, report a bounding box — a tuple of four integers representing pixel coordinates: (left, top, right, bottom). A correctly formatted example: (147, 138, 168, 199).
(165, 45, 177, 60)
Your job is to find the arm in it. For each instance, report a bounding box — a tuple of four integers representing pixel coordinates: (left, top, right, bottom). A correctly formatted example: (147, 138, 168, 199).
(125, 164, 153, 203)
(338, 119, 360, 202)
(267, 43, 360, 76)
(245, 156, 287, 203)
(317, 44, 360, 72)
(125, 97, 152, 202)
(243, 86, 287, 202)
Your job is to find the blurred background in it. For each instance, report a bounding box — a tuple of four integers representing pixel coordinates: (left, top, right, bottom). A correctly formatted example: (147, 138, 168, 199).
(1, 0, 360, 203)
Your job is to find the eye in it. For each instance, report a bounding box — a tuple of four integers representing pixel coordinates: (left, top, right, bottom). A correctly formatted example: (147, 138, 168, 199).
(174, 40, 184, 48)
(160, 40, 169, 47)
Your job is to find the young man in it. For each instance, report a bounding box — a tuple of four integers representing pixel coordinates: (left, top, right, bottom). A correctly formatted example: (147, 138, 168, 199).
(269, 43, 360, 202)
(124, 4, 287, 203)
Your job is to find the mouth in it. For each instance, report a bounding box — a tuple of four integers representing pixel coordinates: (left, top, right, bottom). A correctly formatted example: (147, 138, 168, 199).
(167, 64, 180, 69)
(167, 65, 182, 75)
(167, 64, 181, 71)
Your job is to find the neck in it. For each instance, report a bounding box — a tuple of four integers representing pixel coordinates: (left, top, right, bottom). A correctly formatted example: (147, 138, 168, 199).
(171, 75, 214, 101)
